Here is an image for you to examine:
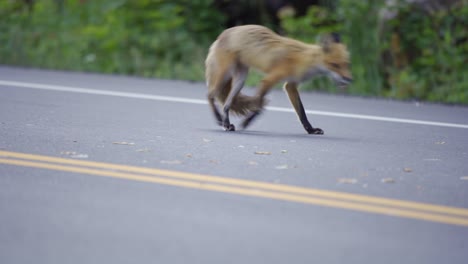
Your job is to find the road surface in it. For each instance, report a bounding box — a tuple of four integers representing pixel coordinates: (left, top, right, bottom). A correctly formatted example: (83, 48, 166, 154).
(1, 66, 468, 263)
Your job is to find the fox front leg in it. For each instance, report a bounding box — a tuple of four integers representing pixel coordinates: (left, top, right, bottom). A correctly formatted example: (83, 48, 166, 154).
(284, 82, 324, 135)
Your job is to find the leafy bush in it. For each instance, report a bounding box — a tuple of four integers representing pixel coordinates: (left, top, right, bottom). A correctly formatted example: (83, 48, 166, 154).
(381, 1, 468, 104)
(1, 0, 467, 104)
(279, 0, 468, 104)
(0, 0, 224, 80)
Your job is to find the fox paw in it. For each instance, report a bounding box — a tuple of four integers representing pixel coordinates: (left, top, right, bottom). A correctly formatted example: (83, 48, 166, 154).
(307, 127, 324, 135)
(224, 124, 235, 131)
(240, 111, 261, 130)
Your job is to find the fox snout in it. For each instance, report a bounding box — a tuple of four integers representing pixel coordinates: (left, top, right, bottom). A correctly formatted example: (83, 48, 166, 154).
(340, 76, 353, 85)
(336, 75, 353, 88)
(336, 77, 353, 88)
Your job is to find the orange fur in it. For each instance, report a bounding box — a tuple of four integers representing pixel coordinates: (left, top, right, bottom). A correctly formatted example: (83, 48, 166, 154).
(205, 25, 352, 133)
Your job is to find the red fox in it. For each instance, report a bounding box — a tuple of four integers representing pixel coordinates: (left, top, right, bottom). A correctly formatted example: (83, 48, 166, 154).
(205, 25, 352, 134)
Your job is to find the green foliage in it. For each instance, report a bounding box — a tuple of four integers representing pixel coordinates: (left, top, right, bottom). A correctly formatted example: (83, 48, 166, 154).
(0, 0, 224, 80)
(279, 0, 468, 104)
(382, 1, 468, 104)
(281, 5, 342, 42)
(338, 0, 384, 95)
(1, 0, 467, 104)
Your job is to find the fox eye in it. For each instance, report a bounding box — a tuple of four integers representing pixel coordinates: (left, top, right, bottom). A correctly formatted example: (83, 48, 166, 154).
(331, 63, 340, 69)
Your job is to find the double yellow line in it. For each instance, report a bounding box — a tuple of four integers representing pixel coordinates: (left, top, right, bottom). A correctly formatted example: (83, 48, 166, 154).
(1, 150, 468, 226)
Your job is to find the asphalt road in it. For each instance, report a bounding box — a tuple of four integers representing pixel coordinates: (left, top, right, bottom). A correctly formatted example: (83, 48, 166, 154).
(1, 66, 468, 264)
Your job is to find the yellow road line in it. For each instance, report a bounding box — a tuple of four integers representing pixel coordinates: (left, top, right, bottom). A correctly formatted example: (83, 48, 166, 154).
(1, 150, 468, 218)
(1, 157, 468, 226)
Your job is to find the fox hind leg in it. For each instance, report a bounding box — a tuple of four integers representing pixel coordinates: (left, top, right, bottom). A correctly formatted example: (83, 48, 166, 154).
(207, 76, 231, 126)
(240, 109, 261, 130)
(222, 65, 248, 131)
(207, 95, 223, 126)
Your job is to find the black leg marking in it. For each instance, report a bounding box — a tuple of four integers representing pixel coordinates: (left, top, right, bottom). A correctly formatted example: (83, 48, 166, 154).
(307, 127, 324, 134)
(223, 105, 236, 131)
(240, 110, 261, 130)
(284, 82, 324, 135)
(208, 95, 223, 126)
(297, 101, 324, 135)
(225, 124, 236, 131)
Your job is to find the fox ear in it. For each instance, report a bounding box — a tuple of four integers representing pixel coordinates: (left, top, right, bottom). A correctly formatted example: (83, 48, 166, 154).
(319, 33, 341, 52)
(331, 32, 341, 43)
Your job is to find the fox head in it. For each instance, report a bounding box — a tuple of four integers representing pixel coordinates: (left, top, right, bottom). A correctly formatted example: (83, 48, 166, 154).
(320, 33, 352, 88)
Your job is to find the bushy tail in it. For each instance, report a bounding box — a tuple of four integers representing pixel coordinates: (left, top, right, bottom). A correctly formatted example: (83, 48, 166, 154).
(205, 41, 265, 116)
(216, 82, 265, 116)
